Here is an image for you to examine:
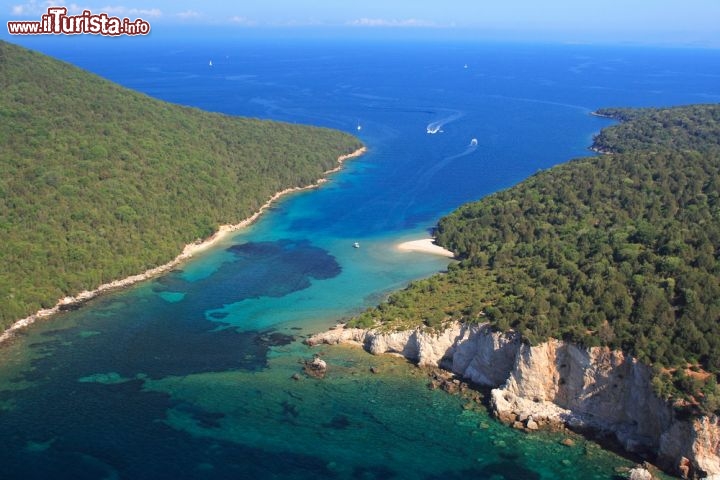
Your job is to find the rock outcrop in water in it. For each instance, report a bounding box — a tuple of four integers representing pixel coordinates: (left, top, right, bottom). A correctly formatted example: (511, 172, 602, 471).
(303, 354, 328, 378)
(307, 321, 720, 479)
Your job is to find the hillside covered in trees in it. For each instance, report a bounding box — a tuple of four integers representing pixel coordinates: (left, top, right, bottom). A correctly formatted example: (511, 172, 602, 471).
(0, 41, 362, 327)
(350, 104, 720, 414)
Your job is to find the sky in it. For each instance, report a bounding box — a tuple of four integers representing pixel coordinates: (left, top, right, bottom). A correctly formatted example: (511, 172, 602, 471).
(5, 0, 720, 46)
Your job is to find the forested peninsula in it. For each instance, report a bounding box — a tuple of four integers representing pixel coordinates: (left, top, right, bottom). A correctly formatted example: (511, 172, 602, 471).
(0, 41, 362, 328)
(350, 104, 720, 415)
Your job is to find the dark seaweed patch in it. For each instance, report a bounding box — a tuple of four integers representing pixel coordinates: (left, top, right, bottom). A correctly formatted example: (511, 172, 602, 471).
(324, 414, 351, 430)
(255, 331, 294, 347)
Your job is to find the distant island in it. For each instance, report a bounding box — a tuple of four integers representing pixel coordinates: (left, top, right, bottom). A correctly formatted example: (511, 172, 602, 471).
(316, 104, 720, 478)
(0, 41, 363, 331)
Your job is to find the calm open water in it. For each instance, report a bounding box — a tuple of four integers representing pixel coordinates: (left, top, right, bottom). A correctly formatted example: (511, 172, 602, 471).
(2, 35, 719, 478)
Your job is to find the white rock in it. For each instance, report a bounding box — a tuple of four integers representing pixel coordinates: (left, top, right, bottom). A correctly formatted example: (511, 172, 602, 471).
(628, 467, 653, 480)
(307, 321, 720, 477)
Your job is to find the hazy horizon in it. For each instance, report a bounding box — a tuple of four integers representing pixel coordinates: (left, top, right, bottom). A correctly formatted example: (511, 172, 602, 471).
(5, 0, 720, 48)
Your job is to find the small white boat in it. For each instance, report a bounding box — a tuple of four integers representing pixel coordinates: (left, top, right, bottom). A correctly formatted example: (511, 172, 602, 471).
(209, 60, 213, 67)
(353, 242, 360, 249)
(470, 138, 478, 146)
(356, 121, 362, 131)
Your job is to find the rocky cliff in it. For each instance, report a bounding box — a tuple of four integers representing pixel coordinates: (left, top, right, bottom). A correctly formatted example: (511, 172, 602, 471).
(307, 321, 720, 479)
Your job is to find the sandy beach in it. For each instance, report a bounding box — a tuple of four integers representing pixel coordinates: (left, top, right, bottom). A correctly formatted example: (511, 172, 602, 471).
(396, 238, 455, 258)
(0, 146, 367, 344)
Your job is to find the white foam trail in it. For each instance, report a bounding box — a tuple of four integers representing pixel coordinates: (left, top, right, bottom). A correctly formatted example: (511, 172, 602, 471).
(392, 140, 480, 221)
(380, 136, 481, 224)
(485, 94, 591, 114)
(412, 141, 479, 192)
(444, 143, 478, 162)
(426, 112, 464, 134)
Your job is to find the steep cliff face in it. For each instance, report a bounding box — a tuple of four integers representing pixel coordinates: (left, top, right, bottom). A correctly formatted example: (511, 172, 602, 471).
(492, 342, 720, 478)
(658, 415, 720, 478)
(491, 340, 674, 452)
(307, 321, 720, 479)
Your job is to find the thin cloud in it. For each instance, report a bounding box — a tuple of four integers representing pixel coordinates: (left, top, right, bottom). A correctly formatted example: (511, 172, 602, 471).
(10, 3, 163, 17)
(266, 18, 325, 27)
(9, 0, 53, 16)
(229, 15, 257, 26)
(100, 6, 162, 18)
(176, 10, 201, 20)
(347, 18, 437, 28)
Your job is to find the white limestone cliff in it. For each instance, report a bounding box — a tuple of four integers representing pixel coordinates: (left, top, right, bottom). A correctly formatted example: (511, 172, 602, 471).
(307, 321, 720, 479)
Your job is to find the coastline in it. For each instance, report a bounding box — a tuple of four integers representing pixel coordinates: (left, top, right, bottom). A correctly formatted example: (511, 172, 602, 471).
(307, 321, 719, 478)
(590, 110, 616, 120)
(396, 238, 455, 258)
(0, 146, 366, 345)
(589, 110, 616, 155)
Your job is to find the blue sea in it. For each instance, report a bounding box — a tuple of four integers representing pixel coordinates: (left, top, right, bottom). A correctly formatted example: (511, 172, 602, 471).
(2, 33, 720, 479)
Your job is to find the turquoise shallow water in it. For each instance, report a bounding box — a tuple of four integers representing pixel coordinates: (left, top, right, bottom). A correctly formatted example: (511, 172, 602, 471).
(2, 37, 719, 478)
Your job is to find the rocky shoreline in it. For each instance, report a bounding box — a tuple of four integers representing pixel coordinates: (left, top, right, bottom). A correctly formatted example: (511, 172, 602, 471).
(307, 321, 720, 479)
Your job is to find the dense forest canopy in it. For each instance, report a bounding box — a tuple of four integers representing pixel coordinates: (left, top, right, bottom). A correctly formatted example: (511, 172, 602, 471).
(351, 104, 720, 414)
(0, 41, 362, 326)
(593, 106, 720, 154)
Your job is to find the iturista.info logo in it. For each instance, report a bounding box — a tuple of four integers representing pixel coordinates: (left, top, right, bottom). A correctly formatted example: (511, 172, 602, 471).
(8, 6, 151, 36)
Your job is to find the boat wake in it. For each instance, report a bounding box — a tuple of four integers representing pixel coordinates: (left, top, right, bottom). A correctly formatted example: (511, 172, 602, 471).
(444, 139, 479, 162)
(379, 138, 480, 223)
(426, 112, 463, 134)
(410, 140, 479, 193)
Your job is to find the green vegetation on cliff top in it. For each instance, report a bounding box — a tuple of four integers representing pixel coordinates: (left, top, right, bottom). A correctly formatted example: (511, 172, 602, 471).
(351, 104, 720, 414)
(0, 41, 362, 326)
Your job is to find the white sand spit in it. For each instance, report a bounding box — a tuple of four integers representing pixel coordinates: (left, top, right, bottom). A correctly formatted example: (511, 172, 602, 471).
(396, 239, 454, 258)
